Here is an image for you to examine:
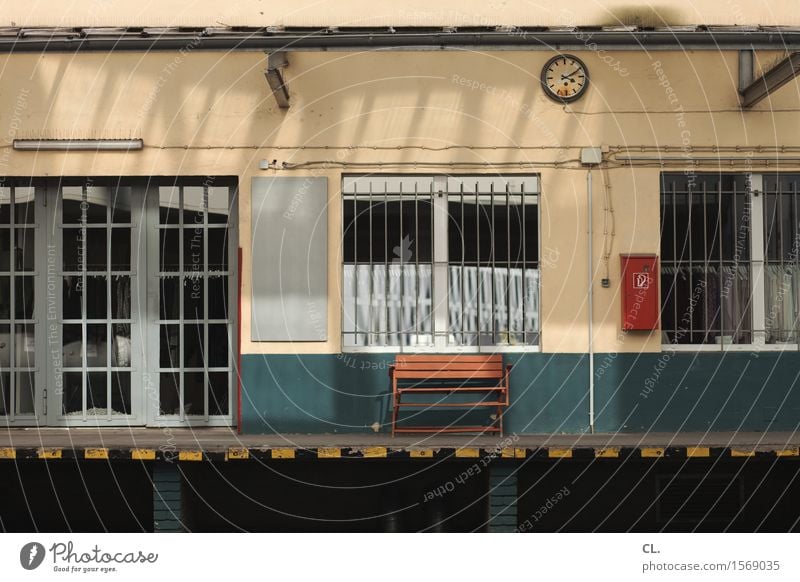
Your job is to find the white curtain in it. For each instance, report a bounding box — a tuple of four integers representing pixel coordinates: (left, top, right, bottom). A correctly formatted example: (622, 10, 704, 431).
(765, 265, 800, 343)
(343, 264, 539, 347)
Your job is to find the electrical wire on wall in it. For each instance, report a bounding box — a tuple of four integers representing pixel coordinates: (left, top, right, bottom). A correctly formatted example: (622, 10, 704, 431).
(600, 167, 615, 284)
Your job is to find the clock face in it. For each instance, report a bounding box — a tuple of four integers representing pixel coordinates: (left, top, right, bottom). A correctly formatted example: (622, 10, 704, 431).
(541, 55, 589, 102)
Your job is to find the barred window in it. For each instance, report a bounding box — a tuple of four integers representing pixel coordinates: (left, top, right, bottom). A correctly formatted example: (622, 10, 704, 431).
(342, 175, 539, 349)
(661, 172, 800, 347)
(660, 173, 751, 345)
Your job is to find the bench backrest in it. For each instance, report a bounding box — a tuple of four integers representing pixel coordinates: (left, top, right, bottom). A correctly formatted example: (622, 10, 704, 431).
(393, 354, 505, 380)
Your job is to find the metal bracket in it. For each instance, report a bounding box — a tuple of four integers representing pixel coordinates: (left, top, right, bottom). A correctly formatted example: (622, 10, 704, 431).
(265, 51, 290, 109)
(740, 51, 800, 108)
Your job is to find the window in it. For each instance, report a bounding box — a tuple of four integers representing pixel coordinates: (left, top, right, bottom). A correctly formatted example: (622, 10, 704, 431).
(342, 175, 539, 349)
(660, 172, 800, 347)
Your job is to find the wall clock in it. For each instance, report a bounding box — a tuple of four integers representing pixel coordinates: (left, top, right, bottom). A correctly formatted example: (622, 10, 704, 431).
(541, 54, 589, 102)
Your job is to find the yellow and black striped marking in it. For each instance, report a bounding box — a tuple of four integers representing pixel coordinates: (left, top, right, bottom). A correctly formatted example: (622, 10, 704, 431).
(0, 445, 796, 462)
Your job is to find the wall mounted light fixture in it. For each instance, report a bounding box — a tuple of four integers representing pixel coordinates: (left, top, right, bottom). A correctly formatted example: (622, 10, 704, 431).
(12, 139, 144, 151)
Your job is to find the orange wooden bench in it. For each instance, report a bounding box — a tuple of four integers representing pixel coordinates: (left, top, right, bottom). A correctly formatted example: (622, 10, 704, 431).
(390, 354, 511, 436)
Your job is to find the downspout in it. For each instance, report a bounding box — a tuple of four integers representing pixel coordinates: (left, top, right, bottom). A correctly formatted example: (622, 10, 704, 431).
(587, 169, 595, 434)
(581, 147, 602, 434)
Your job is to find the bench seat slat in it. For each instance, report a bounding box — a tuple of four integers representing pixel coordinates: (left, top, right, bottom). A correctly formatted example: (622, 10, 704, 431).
(397, 361, 504, 369)
(397, 387, 506, 392)
(394, 426, 502, 433)
(395, 355, 503, 363)
(396, 402, 507, 407)
(394, 370, 504, 379)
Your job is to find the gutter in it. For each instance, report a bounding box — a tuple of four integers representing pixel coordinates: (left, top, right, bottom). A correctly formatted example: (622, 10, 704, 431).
(0, 28, 800, 52)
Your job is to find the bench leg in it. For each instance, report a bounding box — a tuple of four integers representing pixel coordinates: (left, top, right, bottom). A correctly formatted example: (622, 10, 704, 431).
(497, 403, 504, 437)
(391, 377, 398, 437)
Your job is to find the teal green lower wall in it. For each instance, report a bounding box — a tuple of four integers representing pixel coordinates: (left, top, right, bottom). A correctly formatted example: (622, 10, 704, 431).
(594, 351, 800, 432)
(240, 352, 800, 434)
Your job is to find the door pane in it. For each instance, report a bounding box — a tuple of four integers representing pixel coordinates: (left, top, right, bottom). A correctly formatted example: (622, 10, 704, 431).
(160, 277, 179, 319)
(0, 372, 8, 415)
(111, 372, 131, 415)
(111, 229, 131, 270)
(184, 323, 204, 367)
(111, 324, 131, 367)
(15, 324, 35, 366)
(0, 188, 9, 224)
(62, 372, 83, 415)
(208, 187, 229, 224)
(160, 325, 179, 367)
(184, 277, 203, 319)
(85, 230, 107, 270)
(62, 325, 83, 366)
(159, 186, 181, 225)
(208, 276, 228, 319)
(63, 278, 83, 319)
(208, 325, 228, 367)
(159, 229, 180, 271)
(183, 186, 205, 225)
(0, 277, 9, 318)
(85, 186, 109, 223)
(62, 187, 84, 224)
(14, 228, 35, 271)
(111, 187, 132, 224)
(184, 372, 205, 416)
(14, 188, 35, 224)
(208, 229, 227, 271)
(0, 230, 9, 271)
(183, 228, 203, 271)
(0, 324, 8, 366)
(86, 324, 107, 367)
(87, 371, 108, 413)
(16, 370, 35, 415)
(86, 276, 108, 319)
(111, 276, 131, 319)
(14, 276, 34, 319)
(208, 372, 229, 415)
(159, 372, 180, 415)
(62, 228, 83, 271)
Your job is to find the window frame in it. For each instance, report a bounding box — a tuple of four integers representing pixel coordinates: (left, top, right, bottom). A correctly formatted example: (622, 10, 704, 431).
(341, 173, 541, 354)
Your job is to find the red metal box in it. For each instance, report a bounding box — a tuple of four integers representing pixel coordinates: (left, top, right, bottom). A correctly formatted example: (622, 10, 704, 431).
(620, 254, 659, 331)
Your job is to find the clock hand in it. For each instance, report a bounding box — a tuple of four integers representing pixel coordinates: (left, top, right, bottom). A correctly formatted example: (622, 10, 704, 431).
(560, 68, 581, 80)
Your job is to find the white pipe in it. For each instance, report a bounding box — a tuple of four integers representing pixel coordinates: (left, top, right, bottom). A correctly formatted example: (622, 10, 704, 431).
(587, 169, 595, 434)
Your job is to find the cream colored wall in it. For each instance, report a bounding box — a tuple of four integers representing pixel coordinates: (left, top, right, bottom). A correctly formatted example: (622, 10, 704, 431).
(0, 50, 797, 354)
(2, 0, 799, 27)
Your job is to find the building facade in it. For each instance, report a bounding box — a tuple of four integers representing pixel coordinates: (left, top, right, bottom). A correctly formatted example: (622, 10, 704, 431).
(3, 40, 798, 433)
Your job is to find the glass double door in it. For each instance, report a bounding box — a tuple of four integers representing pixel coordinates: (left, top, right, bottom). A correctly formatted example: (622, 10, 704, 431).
(0, 178, 235, 427)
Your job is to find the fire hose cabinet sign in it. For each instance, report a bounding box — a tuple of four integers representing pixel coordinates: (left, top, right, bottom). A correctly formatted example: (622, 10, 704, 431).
(620, 254, 659, 331)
